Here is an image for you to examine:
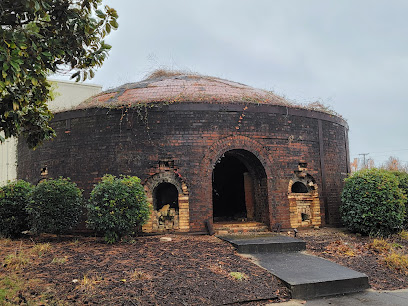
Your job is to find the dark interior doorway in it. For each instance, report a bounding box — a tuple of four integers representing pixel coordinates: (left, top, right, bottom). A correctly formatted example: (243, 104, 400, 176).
(212, 154, 248, 221)
(153, 182, 179, 210)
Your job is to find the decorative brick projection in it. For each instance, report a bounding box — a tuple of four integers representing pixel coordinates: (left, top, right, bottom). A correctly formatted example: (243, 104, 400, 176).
(17, 102, 349, 232)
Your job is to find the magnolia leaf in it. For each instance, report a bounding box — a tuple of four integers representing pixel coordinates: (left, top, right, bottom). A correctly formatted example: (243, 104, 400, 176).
(110, 19, 119, 29)
(0, 0, 118, 148)
(106, 23, 111, 34)
(70, 71, 80, 80)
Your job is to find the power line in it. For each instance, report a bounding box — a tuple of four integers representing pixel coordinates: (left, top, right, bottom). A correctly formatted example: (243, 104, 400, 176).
(368, 148, 408, 154)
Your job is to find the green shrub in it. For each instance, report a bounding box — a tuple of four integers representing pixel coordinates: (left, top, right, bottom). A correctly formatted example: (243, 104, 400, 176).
(0, 180, 33, 237)
(340, 168, 406, 237)
(391, 171, 408, 227)
(86, 175, 151, 243)
(27, 178, 83, 234)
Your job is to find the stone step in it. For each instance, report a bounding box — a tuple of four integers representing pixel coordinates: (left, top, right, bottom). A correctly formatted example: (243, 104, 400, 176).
(219, 234, 306, 253)
(248, 252, 369, 299)
(214, 221, 267, 228)
(213, 222, 270, 235)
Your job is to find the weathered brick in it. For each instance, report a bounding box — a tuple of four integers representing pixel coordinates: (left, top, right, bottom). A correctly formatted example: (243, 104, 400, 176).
(17, 92, 348, 233)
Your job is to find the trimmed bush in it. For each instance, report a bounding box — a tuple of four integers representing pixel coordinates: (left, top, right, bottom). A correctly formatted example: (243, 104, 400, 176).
(340, 168, 406, 237)
(27, 178, 83, 234)
(0, 180, 33, 237)
(86, 175, 151, 243)
(391, 171, 408, 228)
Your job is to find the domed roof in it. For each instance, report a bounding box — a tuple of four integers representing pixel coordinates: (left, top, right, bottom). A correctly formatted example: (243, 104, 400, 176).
(77, 70, 292, 109)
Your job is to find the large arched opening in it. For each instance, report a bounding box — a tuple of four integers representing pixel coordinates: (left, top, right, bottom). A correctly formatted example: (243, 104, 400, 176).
(212, 149, 268, 224)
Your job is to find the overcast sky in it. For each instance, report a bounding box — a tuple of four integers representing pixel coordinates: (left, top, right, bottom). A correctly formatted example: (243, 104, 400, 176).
(54, 0, 408, 166)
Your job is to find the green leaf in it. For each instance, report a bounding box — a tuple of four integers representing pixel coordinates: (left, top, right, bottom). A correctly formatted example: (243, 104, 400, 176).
(41, 51, 52, 58)
(0, 0, 118, 148)
(110, 19, 119, 29)
(95, 10, 105, 19)
(10, 61, 20, 71)
(70, 71, 80, 80)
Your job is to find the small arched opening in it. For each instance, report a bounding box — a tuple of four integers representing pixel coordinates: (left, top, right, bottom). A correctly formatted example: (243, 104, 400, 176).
(291, 182, 308, 193)
(143, 172, 190, 233)
(288, 163, 321, 228)
(153, 182, 179, 210)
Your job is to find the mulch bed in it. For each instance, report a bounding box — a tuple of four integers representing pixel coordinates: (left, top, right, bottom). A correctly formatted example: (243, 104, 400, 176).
(3, 228, 408, 305)
(297, 227, 408, 290)
(0, 234, 290, 305)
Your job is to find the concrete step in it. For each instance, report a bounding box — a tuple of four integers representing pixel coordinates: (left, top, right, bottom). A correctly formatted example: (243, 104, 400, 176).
(219, 234, 306, 253)
(248, 252, 369, 299)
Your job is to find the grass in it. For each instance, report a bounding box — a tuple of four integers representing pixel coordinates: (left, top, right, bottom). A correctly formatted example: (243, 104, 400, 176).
(2, 242, 53, 271)
(399, 230, 408, 240)
(0, 274, 64, 305)
(71, 238, 81, 246)
(370, 238, 393, 253)
(383, 252, 408, 273)
(31, 242, 52, 257)
(0, 275, 24, 303)
(130, 269, 149, 280)
(0, 237, 12, 247)
(3, 250, 30, 270)
(51, 256, 67, 265)
(77, 274, 102, 292)
(229, 272, 248, 281)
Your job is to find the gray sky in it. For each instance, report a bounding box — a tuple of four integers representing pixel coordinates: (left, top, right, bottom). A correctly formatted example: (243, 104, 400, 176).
(54, 0, 408, 166)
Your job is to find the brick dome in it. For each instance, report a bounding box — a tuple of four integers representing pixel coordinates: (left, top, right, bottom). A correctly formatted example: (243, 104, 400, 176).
(77, 71, 292, 109)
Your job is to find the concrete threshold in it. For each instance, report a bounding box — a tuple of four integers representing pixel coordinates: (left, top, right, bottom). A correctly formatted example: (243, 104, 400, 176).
(246, 252, 369, 299)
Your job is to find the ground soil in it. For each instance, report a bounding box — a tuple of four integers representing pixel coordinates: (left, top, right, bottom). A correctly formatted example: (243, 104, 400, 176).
(297, 227, 408, 290)
(0, 234, 290, 305)
(2, 228, 408, 305)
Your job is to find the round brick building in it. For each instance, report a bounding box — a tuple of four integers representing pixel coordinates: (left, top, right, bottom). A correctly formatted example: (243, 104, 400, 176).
(17, 71, 350, 233)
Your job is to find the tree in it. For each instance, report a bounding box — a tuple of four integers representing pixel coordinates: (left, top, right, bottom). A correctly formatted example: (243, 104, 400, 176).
(0, 0, 118, 148)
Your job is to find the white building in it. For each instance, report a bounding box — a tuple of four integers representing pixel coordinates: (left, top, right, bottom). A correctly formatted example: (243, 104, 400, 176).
(0, 80, 102, 185)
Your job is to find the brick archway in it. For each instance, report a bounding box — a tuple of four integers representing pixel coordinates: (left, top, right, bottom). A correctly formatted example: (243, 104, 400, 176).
(142, 171, 189, 232)
(200, 136, 273, 228)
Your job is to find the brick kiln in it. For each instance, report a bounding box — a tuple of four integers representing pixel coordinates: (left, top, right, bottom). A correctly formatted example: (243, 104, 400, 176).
(17, 71, 350, 233)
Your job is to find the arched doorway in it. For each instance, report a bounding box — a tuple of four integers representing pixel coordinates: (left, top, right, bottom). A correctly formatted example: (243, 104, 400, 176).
(212, 149, 268, 224)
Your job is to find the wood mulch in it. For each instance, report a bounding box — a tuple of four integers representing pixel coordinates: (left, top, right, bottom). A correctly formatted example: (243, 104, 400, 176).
(0, 234, 290, 305)
(297, 227, 408, 290)
(2, 228, 408, 305)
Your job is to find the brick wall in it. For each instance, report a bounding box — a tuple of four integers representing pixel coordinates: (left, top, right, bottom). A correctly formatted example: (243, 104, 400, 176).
(17, 102, 349, 232)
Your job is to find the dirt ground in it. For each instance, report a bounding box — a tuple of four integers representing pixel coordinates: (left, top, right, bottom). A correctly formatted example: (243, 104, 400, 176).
(297, 227, 408, 290)
(2, 228, 408, 305)
(0, 234, 289, 305)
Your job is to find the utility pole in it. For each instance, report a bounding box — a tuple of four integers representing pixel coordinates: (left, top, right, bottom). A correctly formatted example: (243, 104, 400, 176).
(359, 153, 369, 168)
